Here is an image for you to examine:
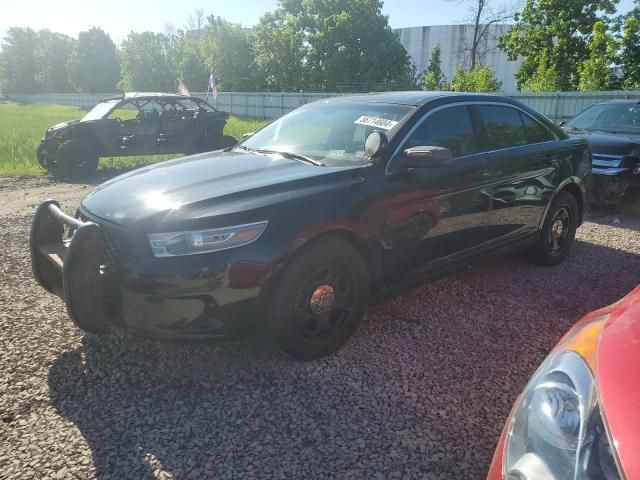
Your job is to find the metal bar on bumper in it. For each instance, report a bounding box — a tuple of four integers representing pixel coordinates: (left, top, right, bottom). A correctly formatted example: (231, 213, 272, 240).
(30, 200, 109, 333)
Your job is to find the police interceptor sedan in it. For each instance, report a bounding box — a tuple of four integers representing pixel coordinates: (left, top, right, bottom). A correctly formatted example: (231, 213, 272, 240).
(31, 92, 591, 360)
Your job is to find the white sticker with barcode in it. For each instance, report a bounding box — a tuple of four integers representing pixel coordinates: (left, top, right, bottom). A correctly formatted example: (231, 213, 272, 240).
(354, 116, 398, 130)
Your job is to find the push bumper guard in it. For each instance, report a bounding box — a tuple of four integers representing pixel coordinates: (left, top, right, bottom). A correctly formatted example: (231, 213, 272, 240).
(30, 200, 109, 333)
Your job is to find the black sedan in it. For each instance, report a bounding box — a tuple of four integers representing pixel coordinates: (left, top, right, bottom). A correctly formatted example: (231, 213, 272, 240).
(563, 100, 640, 203)
(31, 92, 591, 360)
(37, 92, 236, 178)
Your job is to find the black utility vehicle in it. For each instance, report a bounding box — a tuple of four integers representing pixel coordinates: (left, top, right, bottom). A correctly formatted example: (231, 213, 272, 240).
(31, 92, 591, 360)
(37, 92, 236, 177)
(563, 100, 640, 204)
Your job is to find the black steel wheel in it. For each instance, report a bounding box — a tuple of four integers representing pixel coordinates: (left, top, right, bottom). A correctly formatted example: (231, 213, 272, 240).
(531, 191, 578, 266)
(269, 237, 369, 360)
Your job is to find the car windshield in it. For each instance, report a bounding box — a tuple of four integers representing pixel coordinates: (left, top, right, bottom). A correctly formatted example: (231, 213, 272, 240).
(567, 103, 640, 134)
(240, 101, 414, 166)
(82, 101, 119, 121)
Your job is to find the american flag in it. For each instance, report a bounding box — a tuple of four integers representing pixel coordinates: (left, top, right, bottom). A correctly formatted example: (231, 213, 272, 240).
(178, 81, 190, 96)
(209, 74, 218, 100)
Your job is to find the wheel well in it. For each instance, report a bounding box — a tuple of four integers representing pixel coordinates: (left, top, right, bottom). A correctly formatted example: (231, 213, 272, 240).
(560, 182, 584, 225)
(299, 229, 383, 295)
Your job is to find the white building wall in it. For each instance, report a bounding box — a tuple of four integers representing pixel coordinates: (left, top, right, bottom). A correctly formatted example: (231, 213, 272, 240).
(395, 25, 522, 91)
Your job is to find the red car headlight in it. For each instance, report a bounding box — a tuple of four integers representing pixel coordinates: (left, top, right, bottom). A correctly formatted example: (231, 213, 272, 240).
(503, 317, 622, 479)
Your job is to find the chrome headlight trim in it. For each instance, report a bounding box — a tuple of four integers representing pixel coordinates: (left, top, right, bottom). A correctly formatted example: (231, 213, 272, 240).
(147, 221, 268, 258)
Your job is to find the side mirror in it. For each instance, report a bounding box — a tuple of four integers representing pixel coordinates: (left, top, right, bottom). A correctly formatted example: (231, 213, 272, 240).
(399, 146, 454, 168)
(364, 130, 389, 158)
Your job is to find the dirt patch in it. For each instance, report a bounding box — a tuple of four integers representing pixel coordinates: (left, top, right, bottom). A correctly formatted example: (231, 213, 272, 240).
(1, 177, 639, 479)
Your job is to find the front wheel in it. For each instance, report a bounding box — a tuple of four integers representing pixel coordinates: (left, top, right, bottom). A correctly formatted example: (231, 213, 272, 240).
(55, 139, 99, 178)
(268, 237, 370, 361)
(530, 191, 578, 266)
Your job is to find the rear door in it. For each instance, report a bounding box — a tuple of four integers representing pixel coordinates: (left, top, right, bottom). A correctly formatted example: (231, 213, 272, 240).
(474, 104, 559, 241)
(380, 104, 493, 282)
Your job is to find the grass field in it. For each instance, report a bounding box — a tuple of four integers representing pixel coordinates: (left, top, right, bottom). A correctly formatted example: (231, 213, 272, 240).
(0, 102, 268, 176)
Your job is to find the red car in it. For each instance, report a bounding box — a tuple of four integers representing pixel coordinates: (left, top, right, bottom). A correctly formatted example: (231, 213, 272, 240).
(487, 285, 640, 480)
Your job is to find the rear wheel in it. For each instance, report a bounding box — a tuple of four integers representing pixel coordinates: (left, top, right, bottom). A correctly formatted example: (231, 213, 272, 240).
(55, 139, 99, 178)
(268, 237, 369, 360)
(193, 134, 238, 154)
(530, 191, 578, 266)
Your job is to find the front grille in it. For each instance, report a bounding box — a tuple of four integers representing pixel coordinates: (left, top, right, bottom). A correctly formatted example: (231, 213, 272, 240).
(101, 227, 131, 270)
(592, 154, 624, 168)
(77, 213, 131, 270)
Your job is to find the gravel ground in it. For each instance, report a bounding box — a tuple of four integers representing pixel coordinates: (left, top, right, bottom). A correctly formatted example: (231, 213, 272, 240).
(1, 176, 639, 480)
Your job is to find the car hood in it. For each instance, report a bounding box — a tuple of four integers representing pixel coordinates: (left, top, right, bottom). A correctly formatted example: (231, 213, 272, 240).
(47, 119, 79, 132)
(597, 284, 640, 479)
(565, 129, 640, 156)
(81, 151, 364, 231)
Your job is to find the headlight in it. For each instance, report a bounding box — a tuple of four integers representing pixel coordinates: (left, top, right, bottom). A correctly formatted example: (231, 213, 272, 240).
(504, 317, 622, 480)
(147, 221, 268, 257)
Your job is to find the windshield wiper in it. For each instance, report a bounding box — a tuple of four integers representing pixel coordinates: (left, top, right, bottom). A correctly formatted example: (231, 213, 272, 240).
(234, 145, 325, 166)
(255, 149, 325, 166)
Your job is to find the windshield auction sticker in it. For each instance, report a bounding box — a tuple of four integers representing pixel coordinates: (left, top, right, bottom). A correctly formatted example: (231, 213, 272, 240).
(354, 116, 398, 130)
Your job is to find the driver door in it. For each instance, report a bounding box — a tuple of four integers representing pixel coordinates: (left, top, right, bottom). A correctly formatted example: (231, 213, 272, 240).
(105, 101, 140, 154)
(379, 105, 493, 282)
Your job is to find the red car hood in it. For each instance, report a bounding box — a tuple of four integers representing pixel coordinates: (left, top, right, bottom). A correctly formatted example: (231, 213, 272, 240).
(597, 285, 640, 479)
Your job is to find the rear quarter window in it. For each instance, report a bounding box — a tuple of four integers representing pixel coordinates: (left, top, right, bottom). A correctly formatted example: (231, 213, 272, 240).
(519, 112, 556, 143)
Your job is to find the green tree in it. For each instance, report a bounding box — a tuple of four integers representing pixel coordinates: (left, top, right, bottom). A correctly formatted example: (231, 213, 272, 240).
(448, 65, 502, 92)
(68, 28, 120, 93)
(254, 0, 413, 91)
(578, 20, 618, 90)
(519, 58, 562, 91)
(254, 9, 307, 91)
(36, 31, 74, 93)
(620, 2, 640, 88)
(201, 16, 261, 91)
(172, 32, 210, 92)
(118, 31, 175, 91)
(422, 45, 447, 90)
(499, 0, 618, 91)
(0, 27, 39, 93)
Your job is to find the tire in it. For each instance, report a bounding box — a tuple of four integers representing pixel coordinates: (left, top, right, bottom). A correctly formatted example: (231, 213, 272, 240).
(36, 143, 48, 169)
(218, 135, 238, 149)
(530, 191, 578, 266)
(268, 237, 370, 361)
(55, 139, 99, 178)
(193, 134, 238, 154)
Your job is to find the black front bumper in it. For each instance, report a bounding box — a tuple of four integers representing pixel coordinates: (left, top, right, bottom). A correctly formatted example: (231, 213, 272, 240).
(30, 201, 269, 340)
(30, 200, 110, 333)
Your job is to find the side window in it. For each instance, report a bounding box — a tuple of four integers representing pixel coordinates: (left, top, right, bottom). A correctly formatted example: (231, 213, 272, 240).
(404, 106, 479, 157)
(520, 112, 555, 143)
(138, 101, 163, 117)
(107, 101, 138, 121)
(478, 105, 527, 150)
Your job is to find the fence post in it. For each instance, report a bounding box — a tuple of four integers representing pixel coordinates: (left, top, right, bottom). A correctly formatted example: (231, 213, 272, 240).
(554, 92, 561, 123)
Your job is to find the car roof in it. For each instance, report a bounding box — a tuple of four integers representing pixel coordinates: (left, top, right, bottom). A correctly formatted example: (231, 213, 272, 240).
(104, 92, 203, 102)
(321, 91, 516, 107)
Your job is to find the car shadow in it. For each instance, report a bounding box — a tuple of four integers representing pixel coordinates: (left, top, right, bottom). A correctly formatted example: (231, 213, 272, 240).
(47, 238, 640, 479)
(587, 188, 640, 231)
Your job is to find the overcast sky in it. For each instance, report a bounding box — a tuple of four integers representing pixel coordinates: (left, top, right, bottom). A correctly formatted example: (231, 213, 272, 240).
(2, 0, 636, 44)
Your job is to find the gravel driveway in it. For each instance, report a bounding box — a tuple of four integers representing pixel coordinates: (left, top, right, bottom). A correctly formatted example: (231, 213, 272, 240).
(1, 176, 639, 480)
